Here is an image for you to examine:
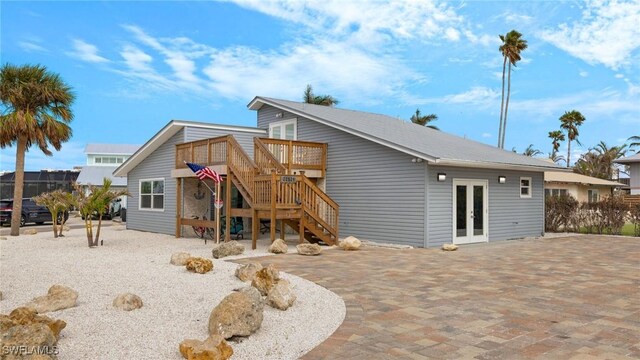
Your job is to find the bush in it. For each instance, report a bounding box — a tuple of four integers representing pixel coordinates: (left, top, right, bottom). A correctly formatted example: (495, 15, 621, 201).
(545, 194, 578, 232)
(630, 204, 640, 237)
(546, 194, 632, 236)
(598, 195, 628, 235)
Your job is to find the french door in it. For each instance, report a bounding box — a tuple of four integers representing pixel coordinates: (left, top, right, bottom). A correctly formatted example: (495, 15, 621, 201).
(453, 179, 488, 244)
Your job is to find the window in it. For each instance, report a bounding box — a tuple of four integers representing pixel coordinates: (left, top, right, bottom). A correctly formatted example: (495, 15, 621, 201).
(545, 189, 567, 198)
(139, 179, 164, 211)
(269, 119, 297, 140)
(95, 157, 102, 164)
(520, 177, 532, 198)
(588, 189, 599, 203)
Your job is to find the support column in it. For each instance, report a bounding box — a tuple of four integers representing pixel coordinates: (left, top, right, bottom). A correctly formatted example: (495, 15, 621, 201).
(225, 173, 232, 242)
(270, 170, 276, 243)
(176, 177, 182, 238)
(252, 208, 258, 250)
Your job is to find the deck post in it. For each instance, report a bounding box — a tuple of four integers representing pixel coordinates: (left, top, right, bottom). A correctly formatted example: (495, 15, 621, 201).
(299, 173, 305, 244)
(270, 170, 277, 243)
(280, 220, 285, 241)
(176, 177, 182, 238)
(252, 208, 258, 250)
(225, 172, 232, 242)
(287, 140, 293, 174)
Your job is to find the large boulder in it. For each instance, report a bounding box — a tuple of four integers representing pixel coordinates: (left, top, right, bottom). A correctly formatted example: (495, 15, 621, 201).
(0, 323, 57, 359)
(442, 244, 458, 251)
(25, 285, 78, 313)
(179, 335, 233, 360)
(339, 236, 361, 251)
(171, 252, 192, 266)
(267, 280, 296, 311)
(2, 307, 66, 339)
(235, 262, 263, 283)
(268, 239, 288, 254)
(208, 287, 263, 339)
(186, 257, 213, 274)
(113, 293, 143, 311)
(211, 241, 245, 259)
(296, 243, 322, 256)
(251, 264, 280, 296)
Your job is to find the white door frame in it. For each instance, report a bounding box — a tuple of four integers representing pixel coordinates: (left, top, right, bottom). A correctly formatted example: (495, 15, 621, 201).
(452, 179, 489, 245)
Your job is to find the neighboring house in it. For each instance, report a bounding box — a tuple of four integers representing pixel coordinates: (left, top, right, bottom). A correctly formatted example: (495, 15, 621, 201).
(544, 171, 623, 203)
(615, 153, 640, 195)
(114, 97, 562, 248)
(76, 144, 140, 209)
(0, 170, 80, 200)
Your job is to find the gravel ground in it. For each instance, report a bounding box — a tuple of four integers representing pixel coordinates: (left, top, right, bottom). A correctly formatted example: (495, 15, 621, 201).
(0, 225, 346, 359)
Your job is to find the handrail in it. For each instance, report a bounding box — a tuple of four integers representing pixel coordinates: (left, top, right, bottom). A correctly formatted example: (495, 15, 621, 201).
(226, 135, 257, 204)
(254, 138, 287, 175)
(175, 136, 228, 169)
(301, 175, 339, 236)
(258, 138, 326, 175)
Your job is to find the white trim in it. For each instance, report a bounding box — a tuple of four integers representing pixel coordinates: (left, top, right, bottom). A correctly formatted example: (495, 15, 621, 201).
(452, 179, 489, 245)
(139, 178, 165, 212)
(520, 177, 532, 198)
(268, 118, 298, 140)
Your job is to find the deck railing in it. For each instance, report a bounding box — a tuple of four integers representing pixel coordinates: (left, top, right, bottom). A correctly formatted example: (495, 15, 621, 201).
(175, 137, 227, 169)
(259, 138, 326, 176)
(254, 138, 287, 175)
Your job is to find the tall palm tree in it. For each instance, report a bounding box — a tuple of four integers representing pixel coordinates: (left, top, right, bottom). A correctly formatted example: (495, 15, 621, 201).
(410, 109, 439, 130)
(548, 130, 565, 157)
(0, 64, 75, 236)
(498, 30, 528, 149)
(629, 135, 640, 153)
(559, 110, 585, 168)
(548, 152, 566, 166)
(522, 144, 542, 157)
(303, 84, 339, 106)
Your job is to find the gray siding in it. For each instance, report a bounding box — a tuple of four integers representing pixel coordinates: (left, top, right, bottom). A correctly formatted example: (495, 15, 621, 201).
(427, 166, 544, 247)
(127, 129, 184, 235)
(258, 106, 426, 247)
(184, 127, 265, 159)
(630, 163, 639, 195)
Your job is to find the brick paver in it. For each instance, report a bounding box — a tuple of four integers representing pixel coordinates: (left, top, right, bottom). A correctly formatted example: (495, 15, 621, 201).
(237, 236, 640, 359)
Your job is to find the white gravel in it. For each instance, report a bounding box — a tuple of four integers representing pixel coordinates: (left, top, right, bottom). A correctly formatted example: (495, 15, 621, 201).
(0, 224, 346, 359)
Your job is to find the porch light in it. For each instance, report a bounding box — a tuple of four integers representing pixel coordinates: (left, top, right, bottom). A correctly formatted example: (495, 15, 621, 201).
(437, 173, 446, 182)
(498, 176, 506, 184)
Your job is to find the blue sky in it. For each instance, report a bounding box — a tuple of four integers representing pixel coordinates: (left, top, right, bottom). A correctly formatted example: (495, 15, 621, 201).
(1, 0, 638, 171)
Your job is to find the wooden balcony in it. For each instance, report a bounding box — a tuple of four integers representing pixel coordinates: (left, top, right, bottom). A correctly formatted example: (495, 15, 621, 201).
(258, 138, 327, 177)
(175, 136, 228, 169)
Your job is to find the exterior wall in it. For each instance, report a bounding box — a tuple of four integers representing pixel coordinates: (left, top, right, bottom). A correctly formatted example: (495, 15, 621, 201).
(631, 163, 640, 195)
(87, 154, 131, 166)
(258, 105, 426, 247)
(545, 182, 617, 202)
(427, 166, 545, 247)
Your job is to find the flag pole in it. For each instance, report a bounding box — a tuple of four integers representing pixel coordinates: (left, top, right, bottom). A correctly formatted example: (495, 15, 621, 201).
(215, 180, 221, 244)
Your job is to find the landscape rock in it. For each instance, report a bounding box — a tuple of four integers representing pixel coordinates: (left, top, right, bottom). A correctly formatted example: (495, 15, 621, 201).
(23, 229, 38, 235)
(296, 243, 322, 256)
(339, 236, 361, 251)
(186, 257, 213, 274)
(171, 252, 192, 266)
(268, 239, 288, 254)
(0, 291, 3, 300)
(0, 323, 57, 359)
(0, 236, 7, 240)
(179, 335, 233, 360)
(5, 307, 67, 339)
(25, 285, 78, 313)
(442, 244, 459, 251)
(235, 262, 263, 282)
(267, 280, 296, 311)
(208, 287, 264, 339)
(211, 241, 245, 259)
(251, 264, 280, 296)
(112, 293, 143, 311)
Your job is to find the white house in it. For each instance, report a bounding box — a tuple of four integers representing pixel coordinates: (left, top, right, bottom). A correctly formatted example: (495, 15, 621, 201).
(615, 153, 640, 195)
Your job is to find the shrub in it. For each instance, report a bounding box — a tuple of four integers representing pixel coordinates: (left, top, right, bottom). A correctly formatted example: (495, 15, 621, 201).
(545, 194, 578, 232)
(598, 195, 628, 235)
(630, 204, 640, 237)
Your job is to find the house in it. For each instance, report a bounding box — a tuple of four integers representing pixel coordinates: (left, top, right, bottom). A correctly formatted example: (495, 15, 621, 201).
(76, 144, 140, 209)
(615, 153, 640, 195)
(544, 171, 623, 203)
(114, 97, 562, 248)
(0, 170, 80, 199)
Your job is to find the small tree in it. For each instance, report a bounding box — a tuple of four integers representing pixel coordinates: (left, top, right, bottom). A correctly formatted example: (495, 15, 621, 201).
(74, 178, 128, 247)
(32, 189, 73, 238)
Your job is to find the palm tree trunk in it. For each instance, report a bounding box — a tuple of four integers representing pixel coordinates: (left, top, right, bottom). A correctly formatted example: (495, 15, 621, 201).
(51, 211, 59, 238)
(95, 214, 103, 246)
(10, 136, 27, 236)
(501, 62, 512, 149)
(86, 217, 94, 247)
(567, 140, 572, 168)
(498, 56, 507, 148)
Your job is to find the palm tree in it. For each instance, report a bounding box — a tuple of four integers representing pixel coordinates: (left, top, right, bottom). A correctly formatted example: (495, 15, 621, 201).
(0, 64, 75, 236)
(33, 190, 73, 238)
(629, 135, 640, 153)
(497, 30, 528, 149)
(303, 84, 339, 106)
(573, 142, 627, 179)
(559, 110, 585, 168)
(74, 179, 128, 247)
(548, 130, 565, 157)
(410, 109, 439, 130)
(522, 144, 542, 157)
(548, 152, 566, 166)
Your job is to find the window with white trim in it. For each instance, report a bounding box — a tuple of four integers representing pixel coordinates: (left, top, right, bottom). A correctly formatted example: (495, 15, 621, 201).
(545, 189, 567, 198)
(139, 179, 164, 210)
(520, 177, 532, 198)
(269, 119, 297, 140)
(587, 189, 599, 203)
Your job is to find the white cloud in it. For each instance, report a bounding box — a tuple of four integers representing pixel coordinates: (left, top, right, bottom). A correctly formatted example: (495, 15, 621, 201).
(18, 41, 47, 53)
(482, 132, 492, 138)
(412, 86, 500, 107)
(0, 142, 86, 171)
(615, 73, 625, 78)
(68, 39, 110, 63)
(539, 0, 640, 70)
(579, 70, 589, 77)
(503, 12, 534, 24)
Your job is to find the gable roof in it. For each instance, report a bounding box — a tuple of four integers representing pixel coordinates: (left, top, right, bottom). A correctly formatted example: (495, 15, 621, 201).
(615, 152, 640, 164)
(85, 144, 141, 155)
(248, 97, 563, 172)
(113, 120, 265, 177)
(77, 166, 127, 186)
(544, 171, 624, 187)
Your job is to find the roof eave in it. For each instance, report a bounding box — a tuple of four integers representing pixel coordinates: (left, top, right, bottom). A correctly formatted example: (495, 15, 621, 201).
(434, 159, 566, 172)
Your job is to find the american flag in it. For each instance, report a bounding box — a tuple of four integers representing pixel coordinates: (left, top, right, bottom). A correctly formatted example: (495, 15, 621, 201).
(185, 162, 223, 183)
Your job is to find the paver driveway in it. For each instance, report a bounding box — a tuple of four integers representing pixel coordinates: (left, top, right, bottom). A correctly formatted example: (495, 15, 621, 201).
(238, 235, 640, 359)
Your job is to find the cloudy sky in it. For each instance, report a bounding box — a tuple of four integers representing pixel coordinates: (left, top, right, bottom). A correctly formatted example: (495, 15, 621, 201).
(1, 0, 639, 171)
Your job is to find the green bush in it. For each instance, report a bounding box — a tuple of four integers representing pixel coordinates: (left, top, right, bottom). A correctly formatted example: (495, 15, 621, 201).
(545, 194, 578, 232)
(630, 204, 640, 237)
(546, 194, 633, 236)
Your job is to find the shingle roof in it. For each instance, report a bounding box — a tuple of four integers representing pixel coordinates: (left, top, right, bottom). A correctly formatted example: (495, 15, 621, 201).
(84, 144, 140, 155)
(615, 152, 640, 164)
(249, 97, 563, 171)
(76, 166, 127, 186)
(544, 172, 624, 187)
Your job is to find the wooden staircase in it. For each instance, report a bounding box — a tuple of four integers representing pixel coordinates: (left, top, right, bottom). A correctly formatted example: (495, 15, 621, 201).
(215, 135, 339, 248)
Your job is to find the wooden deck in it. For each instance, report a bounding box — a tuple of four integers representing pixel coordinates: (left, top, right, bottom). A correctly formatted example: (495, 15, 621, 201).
(174, 135, 338, 248)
